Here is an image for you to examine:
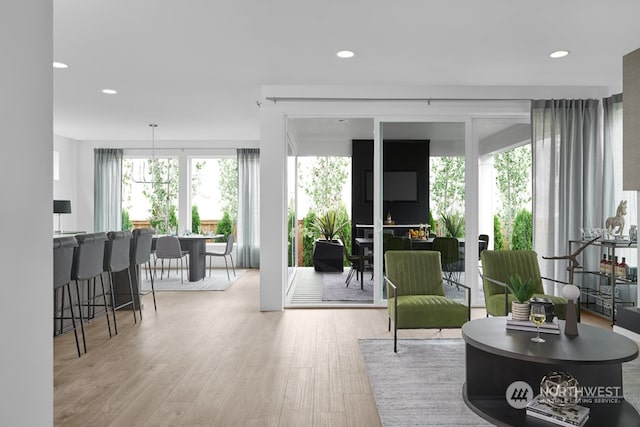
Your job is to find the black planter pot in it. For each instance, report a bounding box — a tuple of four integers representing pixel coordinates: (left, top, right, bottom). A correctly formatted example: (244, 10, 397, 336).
(313, 239, 344, 272)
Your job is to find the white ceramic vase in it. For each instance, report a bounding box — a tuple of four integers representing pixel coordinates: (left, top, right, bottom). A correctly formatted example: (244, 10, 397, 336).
(511, 301, 530, 321)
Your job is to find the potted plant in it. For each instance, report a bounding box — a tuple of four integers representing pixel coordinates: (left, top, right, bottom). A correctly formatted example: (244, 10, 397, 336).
(312, 210, 348, 272)
(506, 274, 538, 320)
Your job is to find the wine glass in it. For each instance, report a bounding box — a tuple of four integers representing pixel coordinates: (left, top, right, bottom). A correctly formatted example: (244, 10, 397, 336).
(530, 304, 546, 343)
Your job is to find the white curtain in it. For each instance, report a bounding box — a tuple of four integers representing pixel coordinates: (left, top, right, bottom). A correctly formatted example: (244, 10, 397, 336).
(94, 148, 123, 232)
(531, 99, 602, 294)
(237, 148, 260, 267)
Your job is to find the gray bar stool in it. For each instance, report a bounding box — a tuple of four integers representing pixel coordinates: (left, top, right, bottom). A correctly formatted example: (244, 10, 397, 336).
(131, 228, 156, 311)
(53, 236, 82, 357)
(104, 231, 137, 335)
(72, 232, 110, 352)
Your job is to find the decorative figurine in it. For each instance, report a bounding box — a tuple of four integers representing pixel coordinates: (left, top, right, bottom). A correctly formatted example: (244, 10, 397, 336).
(562, 284, 580, 336)
(605, 200, 627, 235)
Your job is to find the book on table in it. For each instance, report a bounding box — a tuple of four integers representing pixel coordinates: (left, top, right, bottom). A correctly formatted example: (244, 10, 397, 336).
(526, 395, 589, 427)
(506, 313, 560, 334)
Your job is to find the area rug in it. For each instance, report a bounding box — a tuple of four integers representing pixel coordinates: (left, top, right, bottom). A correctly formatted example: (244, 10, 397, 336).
(322, 271, 374, 302)
(139, 269, 246, 291)
(359, 338, 640, 426)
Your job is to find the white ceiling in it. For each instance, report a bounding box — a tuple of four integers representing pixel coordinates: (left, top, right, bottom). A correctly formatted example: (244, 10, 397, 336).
(53, 0, 640, 142)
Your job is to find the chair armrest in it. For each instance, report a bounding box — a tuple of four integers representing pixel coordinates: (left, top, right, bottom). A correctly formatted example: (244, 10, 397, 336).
(384, 276, 398, 323)
(479, 272, 511, 315)
(444, 277, 471, 319)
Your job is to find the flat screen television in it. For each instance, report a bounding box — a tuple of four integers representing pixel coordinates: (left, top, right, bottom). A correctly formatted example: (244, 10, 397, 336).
(365, 170, 419, 202)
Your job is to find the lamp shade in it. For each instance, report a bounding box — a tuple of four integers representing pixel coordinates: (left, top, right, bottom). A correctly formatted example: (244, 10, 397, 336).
(53, 200, 72, 214)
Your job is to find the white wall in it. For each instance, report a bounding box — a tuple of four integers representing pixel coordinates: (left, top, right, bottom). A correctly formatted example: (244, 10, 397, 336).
(0, 1, 53, 425)
(259, 85, 613, 311)
(53, 135, 79, 231)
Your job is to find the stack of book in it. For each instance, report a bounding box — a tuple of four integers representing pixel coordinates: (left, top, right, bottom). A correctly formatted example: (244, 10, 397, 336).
(526, 395, 590, 426)
(505, 313, 560, 334)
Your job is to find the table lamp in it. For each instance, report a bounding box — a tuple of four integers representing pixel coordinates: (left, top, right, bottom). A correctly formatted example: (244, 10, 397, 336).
(53, 200, 72, 233)
(562, 284, 580, 336)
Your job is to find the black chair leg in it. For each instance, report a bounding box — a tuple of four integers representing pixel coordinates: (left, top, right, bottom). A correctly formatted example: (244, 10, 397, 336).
(108, 272, 119, 335)
(127, 267, 138, 323)
(99, 275, 112, 338)
(75, 280, 87, 353)
(148, 261, 157, 311)
(66, 283, 82, 357)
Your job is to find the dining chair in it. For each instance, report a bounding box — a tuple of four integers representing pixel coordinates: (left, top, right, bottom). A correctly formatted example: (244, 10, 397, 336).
(103, 230, 137, 334)
(71, 232, 111, 352)
(53, 236, 83, 357)
(131, 228, 156, 311)
(155, 235, 190, 283)
(205, 234, 236, 281)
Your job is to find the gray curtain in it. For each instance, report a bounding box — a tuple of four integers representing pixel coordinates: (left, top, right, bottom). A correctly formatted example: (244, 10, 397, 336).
(237, 148, 260, 267)
(94, 148, 123, 232)
(531, 99, 601, 294)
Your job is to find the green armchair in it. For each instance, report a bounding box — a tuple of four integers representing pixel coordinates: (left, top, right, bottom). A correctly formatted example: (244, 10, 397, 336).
(385, 250, 471, 352)
(480, 250, 574, 320)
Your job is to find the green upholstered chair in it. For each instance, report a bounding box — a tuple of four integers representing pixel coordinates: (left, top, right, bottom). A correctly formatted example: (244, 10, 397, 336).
(385, 250, 471, 352)
(480, 250, 573, 320)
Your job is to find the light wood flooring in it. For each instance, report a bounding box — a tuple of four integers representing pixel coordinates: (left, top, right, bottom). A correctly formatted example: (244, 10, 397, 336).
(54, 270, 611, 427)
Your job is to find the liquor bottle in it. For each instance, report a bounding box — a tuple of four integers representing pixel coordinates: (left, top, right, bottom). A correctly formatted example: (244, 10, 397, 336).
(620, 257, 628, 280)
(614, 256, 620, 278)
(607, 255, 613, 275)
(600, 254, 607, 273)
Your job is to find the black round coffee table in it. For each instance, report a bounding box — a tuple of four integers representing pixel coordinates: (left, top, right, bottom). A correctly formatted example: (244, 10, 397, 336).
(462, 317, 640, 426)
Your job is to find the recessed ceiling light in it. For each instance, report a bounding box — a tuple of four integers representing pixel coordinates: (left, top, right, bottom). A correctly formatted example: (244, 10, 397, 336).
(336, 50, 355, 59)
(52, 61, 68, 69)
(338, 118, 349, 123)
(549, 50, 569, 59)
(102, 89, 118, 95)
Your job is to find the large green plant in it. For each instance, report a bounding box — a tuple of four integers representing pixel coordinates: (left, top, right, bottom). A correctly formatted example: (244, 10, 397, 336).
(494, 215, 505, 250)
(302, 211, 318, 266)
(314, 210, 349, 241)
(440, 211, 465, 237)
(511, 209, 533, 250)
(191, 205, 201, 234)
(121, 209, 133, 231)
(216, 211, 234, 242)
(287, 203, 296, 267)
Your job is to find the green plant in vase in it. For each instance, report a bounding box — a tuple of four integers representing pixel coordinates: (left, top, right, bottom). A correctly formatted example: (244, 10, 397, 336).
(506, 274, 537, 320)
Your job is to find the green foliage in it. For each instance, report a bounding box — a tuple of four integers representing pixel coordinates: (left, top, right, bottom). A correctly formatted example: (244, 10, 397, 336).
(430, 156, 465, 219)
(440, 211, 465, 237)
(218, 158, 238, 224)
(298, 157, 349, 213)
(121, 209, 133, 231)
(288, 202, 296, 267)
(191, 205, 201, 234)
(511, 209, 533, 250)
(314, 210, 349, 241)
(216, 211, 234, 242)
(191, 161, 206, 199)
(143, 158, 179, 234)
(494, 215, 505, 250)
(302, 211, 318, 267)
(494, 145, 532, 245)
(335, 203, 352, 265)
(429, 210, 436, 235)
(506, 274, 537, 303)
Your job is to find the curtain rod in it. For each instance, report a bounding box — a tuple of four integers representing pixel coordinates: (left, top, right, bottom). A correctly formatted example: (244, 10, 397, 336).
(264, 96, 532, 104)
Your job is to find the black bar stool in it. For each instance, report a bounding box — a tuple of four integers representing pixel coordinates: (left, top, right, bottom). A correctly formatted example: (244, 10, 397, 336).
(104, 231, 137, 334)
(53, 236, 82, 357)
(72, 232, 110, 352)
(131, 228, 157, 311)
